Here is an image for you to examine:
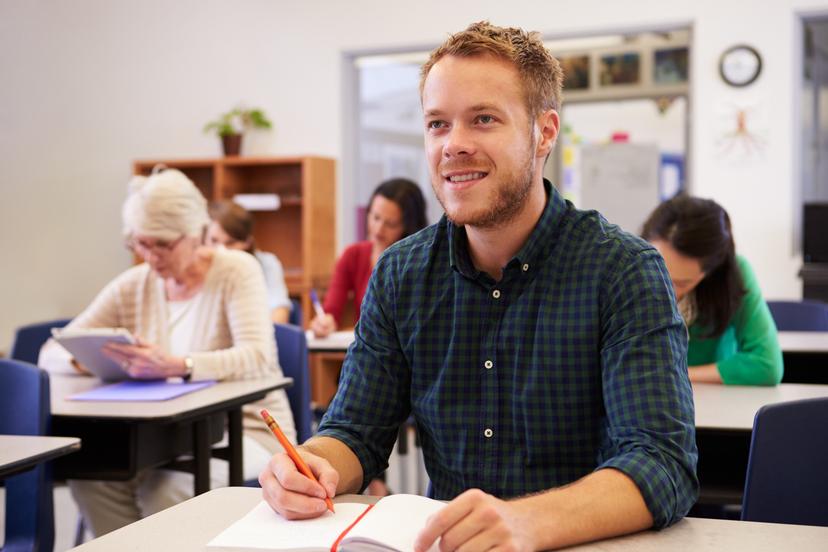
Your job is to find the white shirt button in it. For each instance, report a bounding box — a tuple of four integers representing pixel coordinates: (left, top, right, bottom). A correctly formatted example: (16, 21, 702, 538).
(484, 359, 493, 369)
(522, 263, 529, 272)
(492, 289, 501, 299)
(484, 428, 493, 438)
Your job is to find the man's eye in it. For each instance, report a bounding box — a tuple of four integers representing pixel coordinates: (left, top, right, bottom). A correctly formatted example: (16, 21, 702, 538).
(427, 120, 445, 129)
(477, 115, 495, 124)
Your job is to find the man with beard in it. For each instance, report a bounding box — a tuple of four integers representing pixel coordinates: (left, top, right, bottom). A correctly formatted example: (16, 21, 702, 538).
(260, 21, 698, 551)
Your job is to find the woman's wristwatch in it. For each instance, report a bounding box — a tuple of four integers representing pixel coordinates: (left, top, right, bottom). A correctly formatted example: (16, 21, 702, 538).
(183, 356, 194, 381)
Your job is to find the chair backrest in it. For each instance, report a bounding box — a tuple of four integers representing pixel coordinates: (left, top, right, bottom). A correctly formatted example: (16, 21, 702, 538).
(741, 397, 828, 526)
(766, 300, 828, 331)
(288, 299, 303, 327)
(274, 323, 312, 443)
(0, 358, 54, 552)
(10, 318, 73, 365)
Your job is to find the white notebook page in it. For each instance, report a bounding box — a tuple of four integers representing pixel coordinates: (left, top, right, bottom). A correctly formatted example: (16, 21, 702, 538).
(344, 494, 445, 551)
(207, 501, 369, 551)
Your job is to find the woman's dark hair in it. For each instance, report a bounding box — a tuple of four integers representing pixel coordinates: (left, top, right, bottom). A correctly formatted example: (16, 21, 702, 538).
(641, 195, 745, 338)
(368, 178, 428, 239)
(208, 200, 256, 255)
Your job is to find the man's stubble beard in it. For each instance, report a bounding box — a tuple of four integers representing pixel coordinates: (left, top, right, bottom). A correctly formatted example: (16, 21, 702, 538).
(434, 148, 536, 230)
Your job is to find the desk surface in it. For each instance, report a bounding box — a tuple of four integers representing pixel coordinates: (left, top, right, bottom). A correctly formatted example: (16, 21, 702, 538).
(694, 382, 828, 431)
(306, 330, 828, 356)
(0, 435, 80, 479)
(306, 329, 355, 352)
(306, 330, 828, 357)
(50, 374, 291, 422)
(70, 486, 828, 552)
(778, 331, 828, 352)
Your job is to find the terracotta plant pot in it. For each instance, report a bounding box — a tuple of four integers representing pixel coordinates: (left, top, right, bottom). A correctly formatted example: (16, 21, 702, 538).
(221, 134, 242, 156)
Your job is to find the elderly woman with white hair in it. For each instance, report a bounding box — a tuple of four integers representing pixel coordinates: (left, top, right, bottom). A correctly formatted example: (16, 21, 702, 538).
(39, 168, 296, 537)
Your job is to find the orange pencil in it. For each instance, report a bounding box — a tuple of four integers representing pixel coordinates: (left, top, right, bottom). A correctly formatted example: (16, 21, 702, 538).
(260, 409, 335, 513)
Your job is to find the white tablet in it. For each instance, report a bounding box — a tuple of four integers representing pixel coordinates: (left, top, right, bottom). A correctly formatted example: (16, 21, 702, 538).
(51, 327, 137, 381)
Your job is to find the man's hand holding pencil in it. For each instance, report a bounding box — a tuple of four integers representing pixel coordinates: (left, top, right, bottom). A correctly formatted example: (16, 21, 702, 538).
(259, 409, 339, 520)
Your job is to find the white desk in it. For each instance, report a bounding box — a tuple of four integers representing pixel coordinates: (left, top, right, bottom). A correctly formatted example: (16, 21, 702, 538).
(70, 487, 828, 552)
(693, 382, 828, 504)
(306, 331, 827, 356)
(49, 374, 290, 494)
(305, 330, 355, 352)
(0, 435, 80, 479)
(693, 382, 828, 430)
(777, 331, 828, 384)
(305, 330, 355, 407)
(778, 331, 828, 353)
(50, 374, 290, 420)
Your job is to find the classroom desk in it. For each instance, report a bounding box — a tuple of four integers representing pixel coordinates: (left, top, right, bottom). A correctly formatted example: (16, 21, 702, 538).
(305, 330, 355, 407)
(778, 331, 828, 384)
(0, 435, 80, 479)
(694, 382, 828, 429)
(305, 330, 355, 352)
(69, 486, 828, 551)
(49, 374, 291, 495)
(693, 382, 828, 504)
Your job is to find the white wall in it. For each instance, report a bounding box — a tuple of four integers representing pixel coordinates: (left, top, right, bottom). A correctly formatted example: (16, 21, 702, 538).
(2, 0, 826, 349)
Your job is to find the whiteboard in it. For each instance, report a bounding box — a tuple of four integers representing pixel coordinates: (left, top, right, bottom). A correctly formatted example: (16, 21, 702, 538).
(580, 143, 660, 235)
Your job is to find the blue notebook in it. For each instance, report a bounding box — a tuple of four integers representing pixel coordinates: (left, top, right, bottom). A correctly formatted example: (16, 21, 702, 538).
(69, 380, 217, 401)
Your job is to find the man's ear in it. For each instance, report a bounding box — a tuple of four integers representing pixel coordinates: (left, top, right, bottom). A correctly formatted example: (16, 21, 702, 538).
(535, 109, 560, 158)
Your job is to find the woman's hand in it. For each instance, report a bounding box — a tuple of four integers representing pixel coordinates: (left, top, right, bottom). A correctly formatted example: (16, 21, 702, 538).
(688, 363, 723, 384)
(70, 359, 92, 375)
(102, 337, 187, 379)
(310, 313, 337, 338)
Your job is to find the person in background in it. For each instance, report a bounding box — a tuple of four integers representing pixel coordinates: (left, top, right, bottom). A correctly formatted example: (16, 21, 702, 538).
(310, 177, 427, 337)
(39, 168, 296, 537)
(642, 195, 783, 385)
(207, 199, 293, 324)
(311, 177, 427, 497)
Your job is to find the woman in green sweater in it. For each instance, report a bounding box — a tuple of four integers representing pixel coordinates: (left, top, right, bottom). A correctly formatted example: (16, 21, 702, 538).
(642, 196, 783, 385)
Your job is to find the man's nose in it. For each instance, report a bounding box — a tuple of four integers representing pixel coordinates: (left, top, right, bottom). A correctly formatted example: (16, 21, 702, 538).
(443, 125, 475, 158)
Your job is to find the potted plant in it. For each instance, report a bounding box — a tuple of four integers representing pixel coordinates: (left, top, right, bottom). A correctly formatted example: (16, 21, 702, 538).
(203, 107, 273, 156)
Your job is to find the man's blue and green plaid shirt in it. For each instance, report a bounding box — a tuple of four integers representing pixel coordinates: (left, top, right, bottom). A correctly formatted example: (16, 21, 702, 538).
(318, 181, 698, 528)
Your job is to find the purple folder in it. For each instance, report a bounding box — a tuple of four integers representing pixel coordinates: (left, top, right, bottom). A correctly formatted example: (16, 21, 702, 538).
(69, 380, 217, 401)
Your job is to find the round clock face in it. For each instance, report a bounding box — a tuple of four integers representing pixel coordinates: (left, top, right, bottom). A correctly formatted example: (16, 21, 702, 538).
(719, 45, 762, 87)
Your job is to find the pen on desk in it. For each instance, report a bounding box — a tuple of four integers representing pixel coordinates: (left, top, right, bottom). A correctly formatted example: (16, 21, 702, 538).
(310, 289, 326, 319)
(259, 408, 335, 513)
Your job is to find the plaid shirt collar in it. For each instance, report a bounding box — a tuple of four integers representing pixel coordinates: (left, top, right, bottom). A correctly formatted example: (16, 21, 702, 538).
(448, 179, 568, 283)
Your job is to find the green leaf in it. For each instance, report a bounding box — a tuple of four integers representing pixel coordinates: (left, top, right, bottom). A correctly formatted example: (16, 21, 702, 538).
(204, 106, 273, 135)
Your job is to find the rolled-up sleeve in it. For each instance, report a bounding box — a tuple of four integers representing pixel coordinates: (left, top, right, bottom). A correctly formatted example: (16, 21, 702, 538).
(597, 247, 699, 528)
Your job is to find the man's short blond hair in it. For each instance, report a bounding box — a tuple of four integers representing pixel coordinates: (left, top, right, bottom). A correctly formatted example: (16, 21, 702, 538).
(420, 21, 563, 116)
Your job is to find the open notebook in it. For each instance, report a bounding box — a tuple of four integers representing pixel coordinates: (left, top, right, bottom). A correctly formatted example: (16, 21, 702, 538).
(207, 494, 445, 552)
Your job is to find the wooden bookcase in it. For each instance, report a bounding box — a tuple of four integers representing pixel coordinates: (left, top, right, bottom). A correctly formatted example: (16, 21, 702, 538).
(133, 156, 336, 325)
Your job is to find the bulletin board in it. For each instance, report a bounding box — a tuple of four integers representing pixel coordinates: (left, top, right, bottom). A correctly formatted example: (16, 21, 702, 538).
(580, 143, 660, 234)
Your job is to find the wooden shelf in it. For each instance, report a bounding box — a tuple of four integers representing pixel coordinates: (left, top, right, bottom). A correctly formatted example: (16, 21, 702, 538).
(133, 156, 337, 325)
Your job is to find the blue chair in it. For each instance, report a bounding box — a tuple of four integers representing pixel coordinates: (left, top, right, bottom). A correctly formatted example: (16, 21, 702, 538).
(766, 300, 828, 331)
(274, 323, 313, 443)
(242, 324, 312, 488)
(0, 359, 54, 552)
(10, 318, 73, 365)
(9, 319, 88, 545)
(741, 397, 828, 526)
(288, 298, 303, 327)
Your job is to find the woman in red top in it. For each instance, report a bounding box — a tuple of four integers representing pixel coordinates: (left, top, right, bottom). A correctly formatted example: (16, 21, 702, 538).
(311, 178, 427, 337)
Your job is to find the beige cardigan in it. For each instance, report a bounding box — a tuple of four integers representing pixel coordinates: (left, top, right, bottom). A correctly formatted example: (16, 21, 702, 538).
(40, 248, 296, 453)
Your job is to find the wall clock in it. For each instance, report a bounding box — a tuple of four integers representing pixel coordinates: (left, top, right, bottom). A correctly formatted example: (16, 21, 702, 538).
(719, 45, 762, 87)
